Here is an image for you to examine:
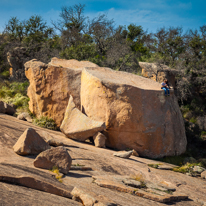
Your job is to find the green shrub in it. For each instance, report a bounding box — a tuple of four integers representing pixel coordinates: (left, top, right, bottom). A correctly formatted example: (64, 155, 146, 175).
(0, 70, 10, 79)
(0, 81, 29, 111)
(189, 117, 197, 124)
(34, 116, 57, 130)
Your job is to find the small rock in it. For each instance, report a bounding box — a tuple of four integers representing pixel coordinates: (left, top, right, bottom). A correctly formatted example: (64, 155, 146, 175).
(33, 146, 72, 174)
(17, 112, 32, 123)
(47, 139, 64, 147)
(122, 179, 141, 188)
(13, 128, 51, 155)
(157, 165, 174, 170)
(132, 149, 139, 157)
(192, 166, 205, 173)
(201, 171, 206, 179)
(113, 150, 133, 159)
(186, 173, 192, 176)
(0, 101, 6, 113)
(93, 132, 106, 148)
(4, 102, 16, 115)
(71, 187, 96, 206)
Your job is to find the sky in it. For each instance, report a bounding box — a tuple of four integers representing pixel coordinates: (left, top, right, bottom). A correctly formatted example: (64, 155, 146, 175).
(0, 0, 206, 33)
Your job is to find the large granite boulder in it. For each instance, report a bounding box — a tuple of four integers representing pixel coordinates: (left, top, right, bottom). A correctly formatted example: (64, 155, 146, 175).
(60, 96, 106, 141)
(25, 58, 99, 127)
(81, 67, 187, 158)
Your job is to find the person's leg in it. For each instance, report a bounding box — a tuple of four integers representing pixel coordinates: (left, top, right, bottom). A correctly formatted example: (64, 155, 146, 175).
(166, 88, 170, 95)
(162, 87, 167, 95)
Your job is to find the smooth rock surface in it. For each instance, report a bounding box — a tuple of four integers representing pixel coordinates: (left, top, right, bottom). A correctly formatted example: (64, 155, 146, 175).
(0, 163, 73, 199)
(60, 96, 106, 141)
(93, 132, 107, 148)
(25, 58, 98, 127)
(0, 114, 204, 206)
(13, 127, 50, 155)
(81, 67, 187, 158)
(34, 147, 72, 174)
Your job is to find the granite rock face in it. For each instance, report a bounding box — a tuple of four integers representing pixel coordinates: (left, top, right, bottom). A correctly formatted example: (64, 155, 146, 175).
(81, 67, 187, 158)
(25, 58, 98, 127)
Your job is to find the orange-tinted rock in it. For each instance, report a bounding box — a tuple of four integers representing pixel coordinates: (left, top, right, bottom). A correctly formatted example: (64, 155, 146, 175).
(81, 67, 187, 158)
(33, 147, 72, 174)
(60, 96, 106, 141)
(25, 58, 98, 127)
(13, 128, 50, 155)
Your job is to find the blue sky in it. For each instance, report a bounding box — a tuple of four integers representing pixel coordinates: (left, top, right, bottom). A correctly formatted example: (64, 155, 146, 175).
(0, 0, 205, 33)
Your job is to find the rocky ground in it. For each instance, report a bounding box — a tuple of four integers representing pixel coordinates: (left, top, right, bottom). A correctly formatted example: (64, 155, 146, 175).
(0, 113, 206, 206)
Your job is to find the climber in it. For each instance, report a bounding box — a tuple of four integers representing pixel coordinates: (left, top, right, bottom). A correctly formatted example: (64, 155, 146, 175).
(161, 79, 170, 96)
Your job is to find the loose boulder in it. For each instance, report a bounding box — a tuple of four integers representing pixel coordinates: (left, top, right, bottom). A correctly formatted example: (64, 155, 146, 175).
(13, 128, 50, 155)
(25, 58, 99, 127)
(60, 96, 106, 141)
(4, 102, 16, 115)
(81, 67, 187, 158)
(201, 171, 206, 179)
(93, 132, 106, 148)
(33, 147, 72, 174)
(0, 101, 6, 113)
(113, 151, 133, 159)
(17, 112, 32, 123)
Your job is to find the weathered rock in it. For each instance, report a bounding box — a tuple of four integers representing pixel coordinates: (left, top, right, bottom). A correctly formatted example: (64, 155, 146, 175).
(17, 112, 32, 123)
(157, 165, 175, 170)
(139, 62, 177, 89)
(192, 166, 205, 173)
(132, 149, 139, 157)
(0, 101, 6, 113)
(71, 187, 117, 206)
(60, 96, 106, 141)
(0, 114, 205, 206)
(81, 67, 187, 158)
(0, 163, 74, 200)
(13, 128, 50, 155)
(33, 147, 72, 174)
(122, 179, 142, 188)
(113, 151, 133, 159)
(25, 58, 99, 127)
(93, 132, 107, 148)
(49, 57, 99, 69)
(201, 171, 206, 179)
(93, 175, 188, 203)
(4, 102, 16, 115)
